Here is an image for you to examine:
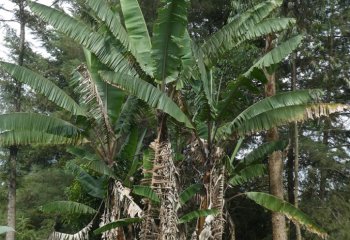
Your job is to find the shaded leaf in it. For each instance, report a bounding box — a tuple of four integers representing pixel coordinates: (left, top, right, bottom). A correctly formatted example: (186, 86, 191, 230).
(179, 184, 203, 206)
(229, 164, 266, 186)
(201, 0, 283, 66)
(132, 185, 160, 203)
(100, 71, 193, 128)
(246, 192, 327, 238)
(244, 35, 303, 76)
(94, 218, 142, 235)
(40, 201, 96, 215)
(66, 162, 105, 199)
(179, 209, 218, 224)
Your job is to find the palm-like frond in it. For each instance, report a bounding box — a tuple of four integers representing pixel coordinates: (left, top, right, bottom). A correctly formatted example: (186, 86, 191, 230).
(240, 18, 295, 41)
(193, 44, 216, 119)
(201, 0, 282, 66)
(80, 159, 116, 179)
(219, 90, 348, 136)
(234, 103, 347, 136)
(0, 131, 84, 146)
(41, 201, 97, 215)
(132, 185, 160, 203)
(115, 96, 140, 134)
(83, 50, 126, 124)
(246, 192, 327, 238)
(94, 218, 142, 235)
(29, 2, 135, 75)
(241, 140, 288, 166)
(217, 75, 260, 120)
(123, 128, 147, 187)
(151, 0, 188, 83)
(231, 140, 288, 173)
(100, 71, 194, 129)
(68, 147, 115, 178)
(176, 30, 195, 90)
(178, 184, 203, 207)
(179, 209, 218, 224)
(66, 162, 105, 199)
(142, 148, 154, 181)
(0, 61, 85, 116)
(120, 0, 152, 73)
(74, 64, 114, 143)
(0, 113, 81, 137)
(84, 0, 132, 53)
(244, 35, 303, 76)
(229, 164, 266, 186)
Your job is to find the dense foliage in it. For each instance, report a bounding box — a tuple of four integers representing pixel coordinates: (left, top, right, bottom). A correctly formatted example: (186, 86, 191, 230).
(0, 0, 349, 240)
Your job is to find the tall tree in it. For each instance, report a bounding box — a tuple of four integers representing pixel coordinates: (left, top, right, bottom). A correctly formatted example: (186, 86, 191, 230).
(4, 1, 26, 239)
(263, 34, 287, 240)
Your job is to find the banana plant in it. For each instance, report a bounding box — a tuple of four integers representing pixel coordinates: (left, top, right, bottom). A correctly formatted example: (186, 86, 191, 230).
(27, 0, 193, 238)
(39, 125, 147, 239)
(1, 0, 347, 239)
(0, 48, 149, 239)
(179, 0, 348, 237)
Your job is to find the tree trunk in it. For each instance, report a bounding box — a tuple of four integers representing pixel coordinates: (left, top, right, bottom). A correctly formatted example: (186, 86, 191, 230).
(319, 120, 330, 200)
(267, 128, 287, 240)
(287, 52, 302, 240)
(287, 129, 295, 205)
(319, 0, 334, 202)
(6, 1, 25, 239)
(288, 121, 302, 240)
(6, 147, 17, 240)
(264, 35, 287, 240)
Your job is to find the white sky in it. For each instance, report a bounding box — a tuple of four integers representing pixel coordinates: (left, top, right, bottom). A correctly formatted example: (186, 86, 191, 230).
(0, 0, 55, 60)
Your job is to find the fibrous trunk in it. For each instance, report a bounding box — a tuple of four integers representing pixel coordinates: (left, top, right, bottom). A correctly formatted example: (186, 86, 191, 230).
(101, 181, 143, 240)
(189, 140, 224, 240)
(209, 164, 225, 240)
(140, 113, 179, 240)
(153, 140, 179, 240)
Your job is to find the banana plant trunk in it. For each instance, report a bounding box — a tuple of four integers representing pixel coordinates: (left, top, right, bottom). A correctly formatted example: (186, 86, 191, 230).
(196, 144, 225, 240)
(6, 1, 25, 239)
(210, 164, 225, 239)
(141, 113, 179, 240)
(264, 35, 287, 240)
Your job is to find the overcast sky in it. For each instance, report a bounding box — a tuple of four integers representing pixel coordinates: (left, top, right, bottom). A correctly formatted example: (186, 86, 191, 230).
(0, 0, 55, 60)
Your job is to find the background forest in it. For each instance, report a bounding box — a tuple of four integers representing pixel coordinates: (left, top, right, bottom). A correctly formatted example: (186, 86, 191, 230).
(0, 0, 349, 240)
